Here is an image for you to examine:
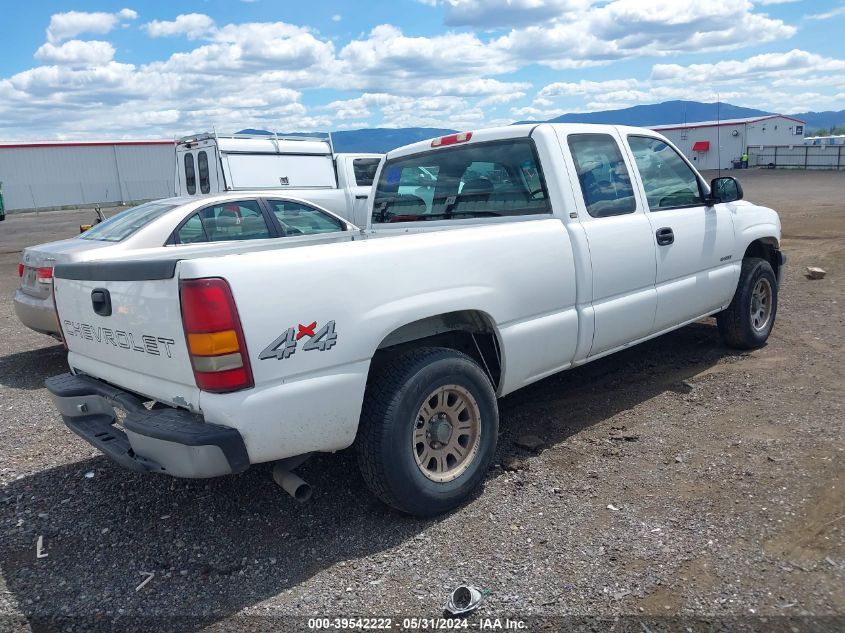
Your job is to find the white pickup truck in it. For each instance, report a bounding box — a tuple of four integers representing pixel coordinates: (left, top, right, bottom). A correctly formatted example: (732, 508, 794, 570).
(46, 124, 785, 516)
(175, 132, 382, 227)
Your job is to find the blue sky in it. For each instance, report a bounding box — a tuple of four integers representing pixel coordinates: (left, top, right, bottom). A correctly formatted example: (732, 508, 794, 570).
(0, 0, 843, 139)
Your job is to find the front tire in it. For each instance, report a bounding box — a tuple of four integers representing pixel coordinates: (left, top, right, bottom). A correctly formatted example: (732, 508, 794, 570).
(356, 347, 498, 516)
(717, 257, 778, 349)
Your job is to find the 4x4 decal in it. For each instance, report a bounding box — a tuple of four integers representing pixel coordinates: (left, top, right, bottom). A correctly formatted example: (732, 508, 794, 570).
(259, 320, 337, 360)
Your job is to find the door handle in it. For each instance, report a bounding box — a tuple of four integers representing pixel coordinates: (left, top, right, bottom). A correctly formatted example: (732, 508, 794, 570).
(355, 194, 368, 200)
(656, 227, 674, 246)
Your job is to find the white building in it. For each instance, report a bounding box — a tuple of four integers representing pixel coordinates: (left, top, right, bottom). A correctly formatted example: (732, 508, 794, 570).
(650, 115, 806, 171)
(0, 140, 175, 211)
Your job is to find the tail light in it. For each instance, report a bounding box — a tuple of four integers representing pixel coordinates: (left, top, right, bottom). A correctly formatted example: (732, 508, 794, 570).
(180, 278, 253, 393)
(18, 264, 24, 277)
(36, 267, 53, 284)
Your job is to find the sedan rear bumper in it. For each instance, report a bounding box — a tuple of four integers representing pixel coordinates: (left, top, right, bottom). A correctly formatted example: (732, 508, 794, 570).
(45, 372, 250, 478)
(13, 288, 60, 336)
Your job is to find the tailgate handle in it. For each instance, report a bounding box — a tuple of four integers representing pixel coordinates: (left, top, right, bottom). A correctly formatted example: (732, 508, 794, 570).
(91, 288, 112, 317)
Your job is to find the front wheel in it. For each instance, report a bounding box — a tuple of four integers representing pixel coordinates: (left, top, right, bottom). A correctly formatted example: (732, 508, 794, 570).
(717, 257, 778, 349)
(356, 347, 498, 516)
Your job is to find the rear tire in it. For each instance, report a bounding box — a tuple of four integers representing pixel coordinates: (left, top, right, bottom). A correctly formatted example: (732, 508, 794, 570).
(717, 257, 778, 349)
(356, 347, 498, 516)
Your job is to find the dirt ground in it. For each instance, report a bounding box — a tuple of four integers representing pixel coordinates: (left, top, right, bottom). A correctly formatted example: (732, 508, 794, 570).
(0, 171, 843, 631)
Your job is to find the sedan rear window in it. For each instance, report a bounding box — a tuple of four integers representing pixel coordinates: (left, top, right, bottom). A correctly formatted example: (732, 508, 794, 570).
(373, 139, 550, 223)
(79, 201, 180, 242)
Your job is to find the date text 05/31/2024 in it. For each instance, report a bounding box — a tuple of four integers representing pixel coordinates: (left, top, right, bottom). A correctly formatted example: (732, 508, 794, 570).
(306, 618, 527, 630)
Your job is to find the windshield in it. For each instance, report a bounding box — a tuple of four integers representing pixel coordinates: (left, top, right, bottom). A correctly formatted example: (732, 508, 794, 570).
(372, 138, 550, 223)
(79, 201, 180, 242)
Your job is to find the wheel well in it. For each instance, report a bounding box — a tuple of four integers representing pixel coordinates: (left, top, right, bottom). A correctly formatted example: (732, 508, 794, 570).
(744, 238, 781, 278)
(370, 310, 502, 390)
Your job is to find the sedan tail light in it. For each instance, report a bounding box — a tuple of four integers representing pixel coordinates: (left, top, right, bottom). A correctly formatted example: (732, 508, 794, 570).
(180, 278, 253, 393)
(36, 267, 53, 284)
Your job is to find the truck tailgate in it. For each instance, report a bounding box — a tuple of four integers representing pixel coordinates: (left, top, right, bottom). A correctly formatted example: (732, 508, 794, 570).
(53, 261, 200, 410)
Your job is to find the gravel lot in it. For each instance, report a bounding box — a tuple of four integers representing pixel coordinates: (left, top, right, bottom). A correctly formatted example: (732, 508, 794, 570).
(1, 172, 843, 631)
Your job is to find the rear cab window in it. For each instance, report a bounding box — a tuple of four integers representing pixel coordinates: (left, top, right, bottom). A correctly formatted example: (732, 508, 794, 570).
(373, 138, 550, 223)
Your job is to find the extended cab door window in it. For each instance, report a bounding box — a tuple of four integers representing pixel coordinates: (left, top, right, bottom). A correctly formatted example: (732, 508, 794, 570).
(627, 136, 704, 210)
(265, 200, 346, 235)
(567, 134, 636, 218)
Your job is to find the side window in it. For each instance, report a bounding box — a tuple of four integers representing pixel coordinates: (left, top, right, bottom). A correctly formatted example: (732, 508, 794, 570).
(627, 136, 703, 210)
(567, 134, 636, 218)
(176, 213, 207, 244)
(198, 151, 211, 194)
(267, 200, 345, 235)
(352, 158, 381, 187)
(198, 200, 271, 242)
(184, 154, 197, 195)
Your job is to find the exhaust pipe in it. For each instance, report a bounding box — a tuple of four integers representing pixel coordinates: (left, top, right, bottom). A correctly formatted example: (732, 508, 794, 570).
(272, 454, 313, 502)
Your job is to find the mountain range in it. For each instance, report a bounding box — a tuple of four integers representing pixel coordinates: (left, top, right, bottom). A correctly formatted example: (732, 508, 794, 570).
(241, 100, 845, 153)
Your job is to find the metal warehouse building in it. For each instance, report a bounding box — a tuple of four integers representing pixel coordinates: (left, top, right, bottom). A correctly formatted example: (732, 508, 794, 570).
(651, 115, 806, 171)
(0, 140, 175, 212)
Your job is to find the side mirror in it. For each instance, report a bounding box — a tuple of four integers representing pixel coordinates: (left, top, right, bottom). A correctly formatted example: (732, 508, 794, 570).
(705, 176, 743, 206)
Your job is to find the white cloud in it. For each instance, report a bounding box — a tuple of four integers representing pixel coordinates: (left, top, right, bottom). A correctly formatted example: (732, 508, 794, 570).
(651, 49, 845, 81)
(0, 3, 834, 139)
(143, 14, 216, 39)
(326, 92, 485, 128)
(46, 9, 137, 44)
(336, 24, 515, 91)
(531, 49, 845, 118)
(332, 14, 342, 22)
(806, 6, 845, 20)
(34, 40, 116, 66)
(491, 0, 796, 68)
(442, 0, 593, 28)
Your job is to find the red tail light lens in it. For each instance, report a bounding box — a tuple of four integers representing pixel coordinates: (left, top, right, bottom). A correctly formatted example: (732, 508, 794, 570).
(180, 278, 253, 393)
(36, 267, 53, 284)
(18, 264, 24, 277)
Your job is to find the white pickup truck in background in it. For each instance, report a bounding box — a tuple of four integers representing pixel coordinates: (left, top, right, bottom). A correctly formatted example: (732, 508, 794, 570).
(175, 132, 382, 227)
(47, 124, 785, 516)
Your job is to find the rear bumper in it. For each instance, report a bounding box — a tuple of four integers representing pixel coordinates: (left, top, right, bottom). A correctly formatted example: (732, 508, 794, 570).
(45, 372, 249, 478)
(13, 288, 60, 336)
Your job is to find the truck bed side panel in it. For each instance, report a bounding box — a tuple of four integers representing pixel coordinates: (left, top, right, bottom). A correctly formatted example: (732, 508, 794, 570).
(180, 219, 578, 462)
